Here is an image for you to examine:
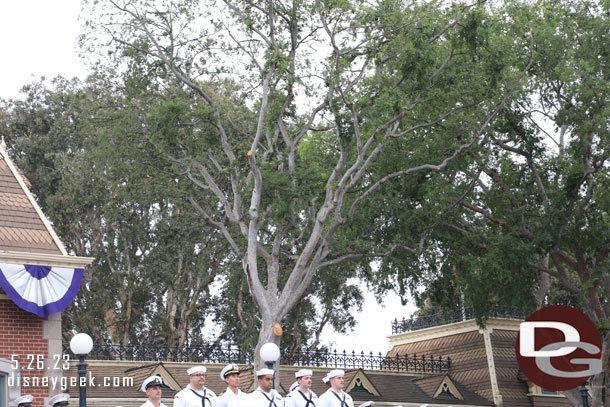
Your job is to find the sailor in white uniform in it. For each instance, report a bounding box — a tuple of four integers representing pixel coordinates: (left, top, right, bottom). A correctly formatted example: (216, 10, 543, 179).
(284, 369, 318, 407)
(48, 394, 70, 407)
(216, 364, 245, 407)
(15, 395, 34, 407)
(175, 366, 217, 407)
(318, 370, 353, 407)
(240, 368, 283, 407)
(140, 376, 168, 407)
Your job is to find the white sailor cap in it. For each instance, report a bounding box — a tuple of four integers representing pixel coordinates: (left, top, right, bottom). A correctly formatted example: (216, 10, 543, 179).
(141, 376, 163, 392)
(295, 369, 313, 378)
(322, 375, 329, 384)
(327, 369, 345, 379)
(220, 364, 240, 380)
(15, 395, 34, 406)
(360, 402, 375, 407)
(255, 368, 275, 377)
(187, 366, 207, 376)
(289, 381, 299, 392)
(48, 394, 70, 407)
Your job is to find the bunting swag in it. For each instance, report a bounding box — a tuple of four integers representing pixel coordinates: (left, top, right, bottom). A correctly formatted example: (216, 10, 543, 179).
(0, 263, 84, 317)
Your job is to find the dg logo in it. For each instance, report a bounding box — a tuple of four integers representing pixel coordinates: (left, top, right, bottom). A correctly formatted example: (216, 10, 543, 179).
(515, 305, 603, 391)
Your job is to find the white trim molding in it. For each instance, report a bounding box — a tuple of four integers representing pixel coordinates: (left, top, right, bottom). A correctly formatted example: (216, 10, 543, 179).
(386, 318, 522, 350)
(0, 358, 21, 407)
(0, 147, 67, 256)
(480, 327, 502, 406)
(0, 251, 93, 269)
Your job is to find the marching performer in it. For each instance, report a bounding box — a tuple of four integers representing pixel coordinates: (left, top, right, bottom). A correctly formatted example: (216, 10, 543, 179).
(216, 364, 245, 407)
(48, 394, 70, 407)
(140, 376, 167, 407)
(318, 370, 353, 407)
(241, 368, 283, 407)
(15, 395, 34, 407)
(284, 369, 318, 407)
(175, 366, 217, 407)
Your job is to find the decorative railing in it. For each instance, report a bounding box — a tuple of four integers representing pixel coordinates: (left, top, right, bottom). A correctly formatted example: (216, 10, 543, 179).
(62, 341, 451, 373)
(282, 349, 450, 373)
(391, 304, 528, 334)
(62, 341, 250, 364)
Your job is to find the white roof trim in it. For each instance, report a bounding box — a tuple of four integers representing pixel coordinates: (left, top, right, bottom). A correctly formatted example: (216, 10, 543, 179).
(0, 251, 93, 268)
(0, 143, 68, 255)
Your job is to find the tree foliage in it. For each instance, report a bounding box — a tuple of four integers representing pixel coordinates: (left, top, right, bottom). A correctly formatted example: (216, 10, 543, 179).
(392, 1, 610, 403)
(77, 0, 531, 368)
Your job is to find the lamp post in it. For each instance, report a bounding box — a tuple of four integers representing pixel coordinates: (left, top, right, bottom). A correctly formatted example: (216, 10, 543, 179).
(580, 381, 589, 407)
(70, 333, 93, 407)
(260, 342, 280, 389)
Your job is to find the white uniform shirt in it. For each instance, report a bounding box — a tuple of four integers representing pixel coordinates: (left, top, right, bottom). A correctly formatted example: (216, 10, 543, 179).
(139, 399, 168, 407)
(240, 387, 283, 407)
(317, 389, 353, 407)
(284, 388, 318, 407)
(174, 384, 217, 407)
(216, 387, 245, 407)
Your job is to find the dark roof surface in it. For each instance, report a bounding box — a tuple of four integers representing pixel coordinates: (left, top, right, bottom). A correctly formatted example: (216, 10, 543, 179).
(61, 362, 493, 406)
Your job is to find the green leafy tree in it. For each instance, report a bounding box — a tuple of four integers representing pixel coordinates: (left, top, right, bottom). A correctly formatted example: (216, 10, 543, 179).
(397, 1, 610, 404)
(81, 0, 530, 368)
(1, 76, 226, 346)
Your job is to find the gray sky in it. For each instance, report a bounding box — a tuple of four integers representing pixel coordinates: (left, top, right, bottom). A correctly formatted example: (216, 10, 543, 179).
(0, 1, 87, 99)
(0, 0, 417, 354)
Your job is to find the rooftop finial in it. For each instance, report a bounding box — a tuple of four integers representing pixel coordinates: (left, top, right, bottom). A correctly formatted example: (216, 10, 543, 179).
(0, 136, 6, 153)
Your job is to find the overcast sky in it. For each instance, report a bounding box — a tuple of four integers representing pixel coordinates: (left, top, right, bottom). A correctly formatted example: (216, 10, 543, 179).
(0, 1, 418, 354)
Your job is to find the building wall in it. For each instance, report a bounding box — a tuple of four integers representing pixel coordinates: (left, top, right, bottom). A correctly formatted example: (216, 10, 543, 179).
(0, 297, 62, 407)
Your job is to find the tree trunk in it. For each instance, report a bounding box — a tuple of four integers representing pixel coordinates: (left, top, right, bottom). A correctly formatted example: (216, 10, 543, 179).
(254, 314, 282, 389)
(122, 289, 133, 343)
(104, 308, 118, 342)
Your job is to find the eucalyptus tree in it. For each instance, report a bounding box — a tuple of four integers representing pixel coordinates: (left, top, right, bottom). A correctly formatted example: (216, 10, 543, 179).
(1, 76, 226, 346)
(81, 0, 531, 365)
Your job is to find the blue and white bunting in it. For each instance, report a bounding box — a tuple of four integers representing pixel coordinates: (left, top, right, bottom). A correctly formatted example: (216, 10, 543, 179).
(0, 263, 84, 317)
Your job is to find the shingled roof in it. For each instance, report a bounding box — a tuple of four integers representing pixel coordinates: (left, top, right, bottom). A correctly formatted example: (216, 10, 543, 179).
(0, 148, 64, 255)
(386, 318, 573, 407)
(59, 361, 495, 406)
(0, 142, 92, 269)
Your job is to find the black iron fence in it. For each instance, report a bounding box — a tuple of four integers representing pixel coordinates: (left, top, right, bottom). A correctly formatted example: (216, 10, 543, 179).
(62, 341, 450, 373)
(62, 341, 249, 364)
(391, 304, 527, 334)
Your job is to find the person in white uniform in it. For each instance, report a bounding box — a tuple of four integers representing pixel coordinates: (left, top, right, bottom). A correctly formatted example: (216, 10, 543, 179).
(15, 395, 34, 407)
(175, 366, 217, 407)
(284, 369, 318, 407)
(140, 376, 168, 407)
(48, 394, 70, 407)
(241, 368, 283, 407)
(318, 370, 353, 407)
(216, 364, 245, 407)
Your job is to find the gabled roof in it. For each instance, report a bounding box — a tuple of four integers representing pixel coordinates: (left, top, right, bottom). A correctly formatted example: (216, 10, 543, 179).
(344, 369, 381, 397)
(0, 142, 92, 268)
(414, 374, 465, 401)
(125, 362, 182, 391)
